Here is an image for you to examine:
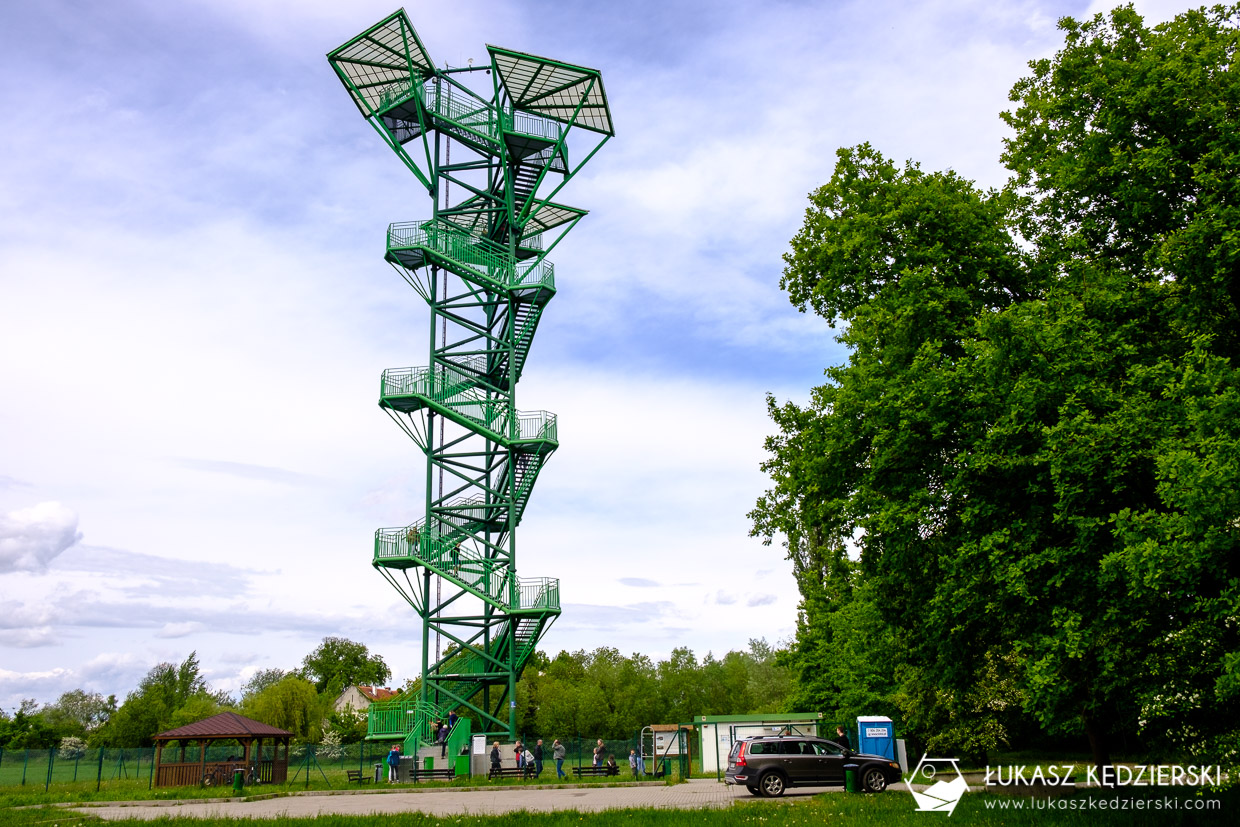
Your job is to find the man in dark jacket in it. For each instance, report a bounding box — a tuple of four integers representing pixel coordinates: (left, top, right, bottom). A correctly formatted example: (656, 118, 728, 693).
(533, 739, 544, 777)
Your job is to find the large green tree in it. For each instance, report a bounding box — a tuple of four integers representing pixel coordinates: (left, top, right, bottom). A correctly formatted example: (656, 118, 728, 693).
(241, 674, 323, 742)
(754, 4, 1240, 769)
(38, 690, 116, 740)
(91, 652, 230, 747)
(299, 637, 390, 696)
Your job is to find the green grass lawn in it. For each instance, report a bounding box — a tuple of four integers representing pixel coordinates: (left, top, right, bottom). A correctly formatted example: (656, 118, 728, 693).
(0, 770, 672, 810)
(3, 786, 1236, 827)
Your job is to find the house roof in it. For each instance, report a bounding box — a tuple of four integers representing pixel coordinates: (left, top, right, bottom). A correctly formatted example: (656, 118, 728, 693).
(357, 685, 399, 702)
(153, 711, 292, 741)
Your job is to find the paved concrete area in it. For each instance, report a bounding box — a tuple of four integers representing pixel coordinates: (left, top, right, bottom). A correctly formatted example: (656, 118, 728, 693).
(72, 779, 839, 820)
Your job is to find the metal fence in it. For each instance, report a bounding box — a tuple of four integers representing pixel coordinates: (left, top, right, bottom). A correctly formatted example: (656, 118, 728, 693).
(0, 737, 687, 792)
(0, 747, 159, 790)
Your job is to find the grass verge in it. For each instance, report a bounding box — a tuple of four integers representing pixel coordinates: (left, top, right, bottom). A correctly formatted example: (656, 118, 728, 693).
(3, 785, 1237, 826)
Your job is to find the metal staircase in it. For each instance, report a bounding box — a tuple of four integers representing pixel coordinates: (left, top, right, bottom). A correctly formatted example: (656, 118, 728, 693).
(328, 10, 613, 742)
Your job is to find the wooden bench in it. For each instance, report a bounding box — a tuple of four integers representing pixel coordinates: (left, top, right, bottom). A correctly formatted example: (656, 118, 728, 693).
(346, 769, 372, 784)
(488, 765, 535, 780)
(572, 765, 620, 778)
(408, 767, 456, 782)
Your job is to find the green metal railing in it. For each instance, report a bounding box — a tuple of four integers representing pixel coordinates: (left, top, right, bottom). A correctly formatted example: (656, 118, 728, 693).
(374, 525, 557, 613)
(516, 577, 560, 611)
(375, 525, 513, 606)
(502, 108, 563, 141)
(375, 79, 563, 146)
(380, 365, 557, 443)
(387, 219, 556, 293)
(515, 411, 557, 442)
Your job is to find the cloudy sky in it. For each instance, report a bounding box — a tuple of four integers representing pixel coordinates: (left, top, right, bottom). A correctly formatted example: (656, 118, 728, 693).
(0, 0, 1193, 711)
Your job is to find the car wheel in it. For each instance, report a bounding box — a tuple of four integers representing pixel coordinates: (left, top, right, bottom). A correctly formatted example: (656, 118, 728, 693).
(861, 767, 888, 793)
(746, 785, 761, 796)
(759, 771, 786, 797)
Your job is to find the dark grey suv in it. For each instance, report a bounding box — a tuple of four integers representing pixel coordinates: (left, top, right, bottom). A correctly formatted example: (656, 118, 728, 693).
(724, 735, 901, 796)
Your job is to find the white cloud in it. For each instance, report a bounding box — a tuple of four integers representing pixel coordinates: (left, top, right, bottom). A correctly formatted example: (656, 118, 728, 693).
(155, 622, 208, 639)
(0, 502, 82, 573)
(0, 628, 58, 648)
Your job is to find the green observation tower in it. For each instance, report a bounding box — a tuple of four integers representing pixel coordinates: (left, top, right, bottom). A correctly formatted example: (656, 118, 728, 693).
(327, 10, 613, 746)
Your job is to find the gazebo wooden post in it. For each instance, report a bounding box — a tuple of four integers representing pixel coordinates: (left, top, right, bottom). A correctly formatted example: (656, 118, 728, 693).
(199, 738, 206, 780)
(154, 740, 163, 787)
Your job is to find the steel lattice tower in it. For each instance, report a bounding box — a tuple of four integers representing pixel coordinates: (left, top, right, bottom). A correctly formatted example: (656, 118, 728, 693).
(328, 10, 613, 744)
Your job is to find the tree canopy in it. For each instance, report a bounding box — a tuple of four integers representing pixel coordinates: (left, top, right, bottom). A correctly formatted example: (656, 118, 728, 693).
(754, 3, 1240, 768)
(91, 652, 230, 748)
(299, 636, 391, 696)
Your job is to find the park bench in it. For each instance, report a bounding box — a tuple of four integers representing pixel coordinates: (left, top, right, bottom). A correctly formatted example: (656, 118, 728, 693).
(408, 767, 456, 782)
(345, 769, 371, 784)
(572, 765, 620, 778)
(488, 765, 536, 780)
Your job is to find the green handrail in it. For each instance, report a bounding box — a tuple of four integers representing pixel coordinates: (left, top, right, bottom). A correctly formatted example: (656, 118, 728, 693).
(380, 365, 557, 443)
(374, 75, 563, 146)
(387, 219, 556, 293)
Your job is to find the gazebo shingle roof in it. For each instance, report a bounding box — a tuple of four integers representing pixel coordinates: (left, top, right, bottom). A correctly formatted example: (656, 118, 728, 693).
(153, 711, 292, 740)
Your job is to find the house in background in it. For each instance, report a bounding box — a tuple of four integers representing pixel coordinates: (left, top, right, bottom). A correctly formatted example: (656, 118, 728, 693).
(333, 685, 399, 716)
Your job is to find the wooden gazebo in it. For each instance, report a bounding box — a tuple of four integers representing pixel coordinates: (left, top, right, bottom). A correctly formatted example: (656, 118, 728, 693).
(153, 711, 292, 787)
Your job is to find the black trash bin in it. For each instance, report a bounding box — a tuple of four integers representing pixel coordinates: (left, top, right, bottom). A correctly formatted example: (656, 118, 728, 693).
(844, 763, 860, 793)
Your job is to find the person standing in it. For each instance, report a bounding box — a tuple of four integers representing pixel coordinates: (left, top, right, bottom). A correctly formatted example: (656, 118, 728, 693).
(533, 739, 544, 777)
(553, 739, 567, 779)
(439, 722, 449, 757)
(593, 739, 604, 767)
(835, 725, 851, 752)
(489, 741, 501, 779)
(386, 745, 401, 783)
(514, 740, 524, 772)
(628, 749, 638, 779)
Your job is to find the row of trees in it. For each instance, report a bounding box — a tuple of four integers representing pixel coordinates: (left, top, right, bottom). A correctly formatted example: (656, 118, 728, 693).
(752, 5, 1240, 767)
(3, 638, 791, 749)
(512, 640, 791, 740)
(0, 636, 392, 750)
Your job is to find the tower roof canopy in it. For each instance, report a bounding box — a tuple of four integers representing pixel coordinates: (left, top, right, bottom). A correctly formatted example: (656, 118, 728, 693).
(488, 47, 613, 137)
(524, 202, 588, 237)
(328, 9, 434, 118)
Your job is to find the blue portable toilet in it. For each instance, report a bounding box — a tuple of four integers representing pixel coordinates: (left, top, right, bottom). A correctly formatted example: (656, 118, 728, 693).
(856, 716, 895, 760)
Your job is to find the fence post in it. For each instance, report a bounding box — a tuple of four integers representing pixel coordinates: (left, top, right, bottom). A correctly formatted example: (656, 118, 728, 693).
(45, 749, 54, 792)
(96, 748, 105, 791)
(148, 746, 155, 789)
(21, 748, 29, 786)
(74, 752, 80, 782)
